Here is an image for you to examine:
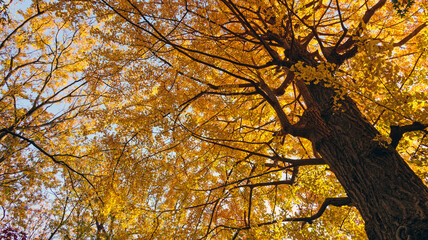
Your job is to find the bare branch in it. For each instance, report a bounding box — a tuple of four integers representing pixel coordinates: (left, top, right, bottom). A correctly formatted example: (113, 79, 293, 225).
(390, 122, 428, 148)
(247, 187, 253, 227)
(234, 167, 298, 189)
(210, 197, 352, 231)
(266, 157, 326, 167)
(0, 10, 46, 50)
(119, 0, 270, 70)
(219, 0, 281, 62)
(281, 197, 353, 224)
(393, 23, 427, 47)
(256, 78, 294, 133)
(274, 70, 295, 96)
(335, 0, 387, 61)
(4, 130, 97, 190)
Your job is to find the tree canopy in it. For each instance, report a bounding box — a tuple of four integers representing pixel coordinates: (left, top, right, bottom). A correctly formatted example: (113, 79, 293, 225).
(0, 0, 427, 239)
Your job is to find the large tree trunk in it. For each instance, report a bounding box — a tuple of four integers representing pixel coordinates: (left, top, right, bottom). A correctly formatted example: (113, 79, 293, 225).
(307, 84, 428, 240)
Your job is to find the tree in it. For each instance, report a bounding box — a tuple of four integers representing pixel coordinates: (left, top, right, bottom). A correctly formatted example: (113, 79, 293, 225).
(0, 1, 100, 238)
(1, 0, 427, 239)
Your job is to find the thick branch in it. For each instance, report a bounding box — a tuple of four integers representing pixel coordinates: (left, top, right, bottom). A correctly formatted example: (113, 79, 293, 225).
(337, 0, 387, 53)
(390, 122, 428, 148)
(215, 197, 352, 231)
(257, 80, 294, 133)
(282, 197, 353, 224)
(247, 187, 253, 227)
(393, 23, 427, 47)
(266, 157, 325, 168)
(274, 71, 294, 96)
(208, 83, 255, 90)
(236, 179, 293, 188)
(235, 167, 298, 189)
(291, 79, 331, 139)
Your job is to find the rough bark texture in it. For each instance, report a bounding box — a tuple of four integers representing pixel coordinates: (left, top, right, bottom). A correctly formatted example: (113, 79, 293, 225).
(307, 84, 428, 240)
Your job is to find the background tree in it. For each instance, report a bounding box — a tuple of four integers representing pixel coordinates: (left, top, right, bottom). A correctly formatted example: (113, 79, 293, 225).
(1, 0, 428, 239)
(0, 1, 103, 238)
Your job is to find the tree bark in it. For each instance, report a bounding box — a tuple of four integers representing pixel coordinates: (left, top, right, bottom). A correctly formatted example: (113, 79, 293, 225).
(307, 84, 428, 240)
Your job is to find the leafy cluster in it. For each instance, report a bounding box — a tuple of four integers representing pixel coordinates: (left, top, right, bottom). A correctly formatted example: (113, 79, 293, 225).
(391, 0, 415, 17)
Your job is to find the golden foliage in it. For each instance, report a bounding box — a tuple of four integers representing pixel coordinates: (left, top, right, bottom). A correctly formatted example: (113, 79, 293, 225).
(0, 0, 427, 239)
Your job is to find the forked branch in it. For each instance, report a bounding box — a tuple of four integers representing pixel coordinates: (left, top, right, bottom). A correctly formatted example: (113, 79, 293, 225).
(4, 130, 97, 190)
(212, 197, 352, 236)
(390, 122, 428, 148)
